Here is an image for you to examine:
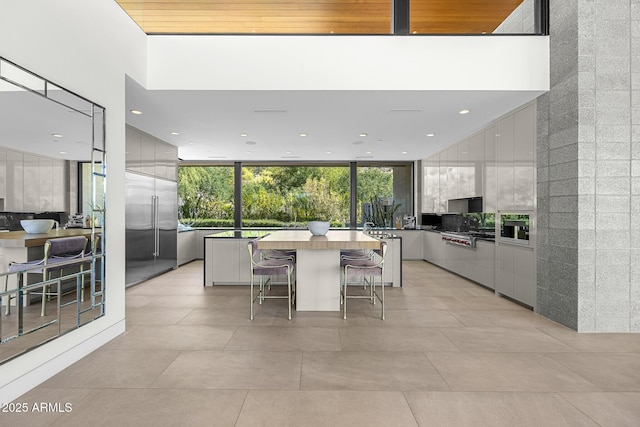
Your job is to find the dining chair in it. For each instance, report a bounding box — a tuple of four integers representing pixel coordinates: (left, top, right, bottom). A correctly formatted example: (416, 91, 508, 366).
(248, 239, 296, 320)
(5, 236, 88, 316)
(341, 240, 386, 320)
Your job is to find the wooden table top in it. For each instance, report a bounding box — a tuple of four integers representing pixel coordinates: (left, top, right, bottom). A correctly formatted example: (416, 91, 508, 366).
(0, 228, 99, 248)
(257, 230, 381, 251)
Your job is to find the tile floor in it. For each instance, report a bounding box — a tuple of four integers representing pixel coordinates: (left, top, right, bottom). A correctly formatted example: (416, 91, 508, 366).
(5, 260, 640, 426)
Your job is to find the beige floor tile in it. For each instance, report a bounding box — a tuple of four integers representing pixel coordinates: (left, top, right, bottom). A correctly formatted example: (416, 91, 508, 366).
(546, 353, 640, 391)
(235, 390, 418, 427)
(225, 325, 341, 351)
(50, 389, 247, 427)
(539, 328, 640, 353)
(339, 326, 458, 352)
(151, 350, 302, 389)
(144, 294, 234, 309)
(426, 352, 601, 392)
(104, 324, 236, 350)
(364, 309, 466, 327)
(404, 391, 599, 427)
(439, 326, 576, 352)
(272, 309, 370, 326)
(205, 285, 253, 296)
(450, 309, 561, 328)
(177, 307, 276, 326)
(124, 307, 192, 326)
(560, 392, 640, 426)
(453, 295, 529, 310)
(384, 296, 469, 310)
(397, 286, 477, 297)
(1, 388, 92, 427)
(41, 349, 181, 388)
(301, 351, 450, 391)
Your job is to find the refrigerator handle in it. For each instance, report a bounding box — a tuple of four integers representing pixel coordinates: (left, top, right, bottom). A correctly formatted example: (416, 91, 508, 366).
(152, 195, 158, 257)
(155, 196, 160, 257)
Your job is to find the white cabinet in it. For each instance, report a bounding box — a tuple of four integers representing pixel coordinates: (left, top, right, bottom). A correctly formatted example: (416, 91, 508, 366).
(155, 143, 178, 181)
(484, 126, 497, 213)
(496, 242, 536, 307)
(0, 149, 6, 202)
(438, 151, 448, 212)
(380, 237, 401, 287)
(38, 157, 53, 211)
(391, 230, 423, 260)
(513, 104, 536, 210)
(140, 134, 156, 177)
(496, 104, 536, 211)
(422, 231, 446, 267)
(422, 157, 439, 213)
(177, 230, 197, 266)
(474, 240, 495, 289)
(457, 140, 470, 198)
(446, 145, 458, 201)
(469, 131, 484, 198)
(204, 238, 252, 285)
(51, 159, 66, 212)
(6, 150, 24, 211)
(23, 153, 39, 211)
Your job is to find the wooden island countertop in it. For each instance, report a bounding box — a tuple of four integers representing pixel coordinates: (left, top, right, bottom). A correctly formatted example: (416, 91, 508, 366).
(0, 228, 99, 248)
(257, 230, 380, 251)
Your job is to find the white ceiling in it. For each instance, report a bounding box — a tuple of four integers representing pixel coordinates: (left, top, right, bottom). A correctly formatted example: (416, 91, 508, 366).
(125, 77, 543, 163)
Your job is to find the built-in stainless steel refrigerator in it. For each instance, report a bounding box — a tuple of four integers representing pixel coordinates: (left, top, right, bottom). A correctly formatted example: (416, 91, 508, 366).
(125, 172, 177, 286)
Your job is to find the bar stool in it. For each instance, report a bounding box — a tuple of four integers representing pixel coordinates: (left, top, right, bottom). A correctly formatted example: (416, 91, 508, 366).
(5, 236, 87, 316)
(248, 239, 296, 320)
(341, 241, 386, 320)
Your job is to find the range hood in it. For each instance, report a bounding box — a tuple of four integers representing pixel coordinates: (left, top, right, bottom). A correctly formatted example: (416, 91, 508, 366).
(447, 197, 483, 213)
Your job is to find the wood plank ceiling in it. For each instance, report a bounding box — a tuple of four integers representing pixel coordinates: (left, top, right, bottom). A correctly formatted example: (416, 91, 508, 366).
(115, 0, 525, 35)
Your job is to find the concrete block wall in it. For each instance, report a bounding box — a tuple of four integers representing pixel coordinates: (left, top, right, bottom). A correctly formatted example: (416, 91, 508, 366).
(538, 0, 639, 331)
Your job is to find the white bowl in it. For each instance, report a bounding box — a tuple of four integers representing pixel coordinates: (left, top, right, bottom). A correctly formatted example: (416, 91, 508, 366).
(308, 221, 330, 236)
(20, 219, 55, 234)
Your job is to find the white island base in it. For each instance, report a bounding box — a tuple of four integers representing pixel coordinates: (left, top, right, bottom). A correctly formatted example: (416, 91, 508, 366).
(294, 249, 341, 311)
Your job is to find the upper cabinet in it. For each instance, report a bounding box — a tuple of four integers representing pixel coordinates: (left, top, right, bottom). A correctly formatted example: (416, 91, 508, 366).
(126, 125, 178, 181)
(421, 101, 536, 214)
(0, 148, 66, 213)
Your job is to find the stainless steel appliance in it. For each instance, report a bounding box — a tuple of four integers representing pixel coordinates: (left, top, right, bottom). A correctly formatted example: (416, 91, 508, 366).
(499, 212, 531, 245)
(125, 172, 177, 286)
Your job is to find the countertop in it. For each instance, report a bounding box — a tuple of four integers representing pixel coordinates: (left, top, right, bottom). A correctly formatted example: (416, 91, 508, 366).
(0, 228, 98, 248)
(257, 230, 381, 250)
(205, 230, 272, 239)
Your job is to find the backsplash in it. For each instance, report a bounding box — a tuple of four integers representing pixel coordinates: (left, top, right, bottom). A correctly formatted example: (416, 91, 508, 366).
(0, 212, 67, 231)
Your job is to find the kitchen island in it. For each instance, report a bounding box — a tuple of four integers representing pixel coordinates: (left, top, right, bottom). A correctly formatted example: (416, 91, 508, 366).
(258, 230, 381, 311)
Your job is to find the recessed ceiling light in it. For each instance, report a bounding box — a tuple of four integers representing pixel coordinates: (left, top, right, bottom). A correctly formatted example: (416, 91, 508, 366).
(402, 151, 408, 154)
(459, 109, 470, 115)
(359, 133, 368, 137)
(189, 141, 195, 144)
(299, 133, 307, 137)
(246, 151, 252, 154)
(59, 151, 67, 154)
(240, 133, 248, 137)
(286, 151, 292, 154)
(52, 133, 63, 138)
(130, 109, 142, 115)
(365, 151, 372, 154)
(326, 151, 332, 154)
(170, 131, 179, 135)
(427, 133, 435, 137)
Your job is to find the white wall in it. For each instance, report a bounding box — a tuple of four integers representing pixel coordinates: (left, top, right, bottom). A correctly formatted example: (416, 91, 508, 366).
(147, 35, 549, 91)
(0, 0, 146, 402)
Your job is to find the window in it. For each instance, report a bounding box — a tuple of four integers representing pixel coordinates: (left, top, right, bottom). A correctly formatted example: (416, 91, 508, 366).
(177, 165, 234, 227)
(357, 164, 413, 227)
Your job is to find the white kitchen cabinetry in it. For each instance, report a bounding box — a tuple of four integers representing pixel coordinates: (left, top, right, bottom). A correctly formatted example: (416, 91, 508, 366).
(446, 145, 458, 201)
(496, 242, 536, 307)
(484, 126, 497, 213)
(204, 238, 251, 285)
(422, 231, 446, 267)
(177, 230, 197, 266)
(457, 140, 470, 198)
(391, 230, 423, 260)
(5, 150, 24, 211)
(155, 142, 178, 181)
(51, 159, 65, 212)
(0, 149, 6, 202)
(469, 131, 484, 198)
(380, 237, 401, 287)
(422, 157, 439, 213)
(474, 240, 495, 289)
(38, 157, 53, 211)
(513, 104, 536, 210)
(438, 151, 448, 212)
(496, 114, 515, 211)
(23, 153, 39, 212)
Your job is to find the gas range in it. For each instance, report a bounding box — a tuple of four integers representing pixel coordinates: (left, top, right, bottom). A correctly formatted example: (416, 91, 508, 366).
(440, 232, 477, 248)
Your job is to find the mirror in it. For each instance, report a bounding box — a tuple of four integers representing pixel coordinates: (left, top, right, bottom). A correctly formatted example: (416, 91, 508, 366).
(0, 57, 106, 364)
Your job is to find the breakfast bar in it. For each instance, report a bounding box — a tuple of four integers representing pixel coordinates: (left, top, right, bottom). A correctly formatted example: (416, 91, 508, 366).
(257, 230, 381, 311)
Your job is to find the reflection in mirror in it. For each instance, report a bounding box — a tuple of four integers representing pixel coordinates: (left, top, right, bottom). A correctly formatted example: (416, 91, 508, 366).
(0, 57, 106, 364)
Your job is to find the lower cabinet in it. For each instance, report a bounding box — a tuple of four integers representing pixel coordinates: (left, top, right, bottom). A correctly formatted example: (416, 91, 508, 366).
(177, 231, 197, 266)
(204, 238, 251, 285)
(496, 243, 536, 307)
(423, 231, 495, 290)
(380, 238, 402, 287)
